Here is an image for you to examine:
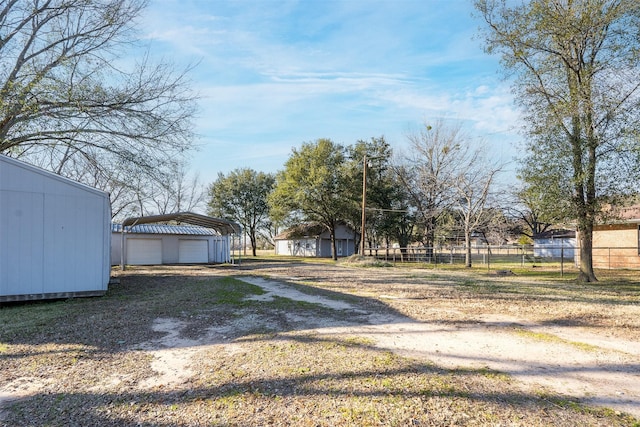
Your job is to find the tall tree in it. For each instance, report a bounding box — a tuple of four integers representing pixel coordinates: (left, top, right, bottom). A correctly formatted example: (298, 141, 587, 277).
(148, 163, 206, 215)
(208, 168, 275, 256)
(401, 121, 468, 250)
(388, 164, 421, 252)
(0, 0, 197, 191)
(476, 0, 640, 282)
(345, 137, 396, 253)
(451, 144, 502, 267)
(269, 139, 349, 260)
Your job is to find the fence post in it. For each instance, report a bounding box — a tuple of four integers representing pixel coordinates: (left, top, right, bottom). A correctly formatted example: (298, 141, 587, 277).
(560, 243, 564, 278)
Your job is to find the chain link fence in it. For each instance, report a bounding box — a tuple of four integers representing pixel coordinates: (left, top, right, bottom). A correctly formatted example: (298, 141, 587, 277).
(363, 245, 640, 273)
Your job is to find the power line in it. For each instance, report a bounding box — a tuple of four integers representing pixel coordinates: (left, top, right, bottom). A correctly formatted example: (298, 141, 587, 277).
(366, 207, 410, 213)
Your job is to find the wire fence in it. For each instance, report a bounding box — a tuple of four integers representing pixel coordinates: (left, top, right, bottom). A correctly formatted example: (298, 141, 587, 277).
(363, 245, 640, 272)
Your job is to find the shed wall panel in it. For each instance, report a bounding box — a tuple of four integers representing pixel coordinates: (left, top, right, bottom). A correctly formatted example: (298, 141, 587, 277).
(161, 235, 179, 264)
(0, 190, 45, 295)
(179, 239, 209, 263)
(211, 236, 230, 263)
(43, 194, 107, 292)
(127, 238, 162, 265)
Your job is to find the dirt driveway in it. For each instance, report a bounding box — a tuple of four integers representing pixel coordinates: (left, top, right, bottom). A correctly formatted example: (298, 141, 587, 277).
(1, 260, 639, 425)
(229, 261, 640, 418)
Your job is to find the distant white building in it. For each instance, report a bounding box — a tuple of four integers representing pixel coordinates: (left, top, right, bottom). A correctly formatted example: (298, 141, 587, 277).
(111, 222, 232, 265)
(533, 229, 576, 260)
(274, 223, 356, 257)
(0, 155, 111, 301)
(112, 212, 241, 267)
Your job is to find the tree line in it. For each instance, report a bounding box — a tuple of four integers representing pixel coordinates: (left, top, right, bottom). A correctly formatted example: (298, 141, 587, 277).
(208, 124, 505, 266)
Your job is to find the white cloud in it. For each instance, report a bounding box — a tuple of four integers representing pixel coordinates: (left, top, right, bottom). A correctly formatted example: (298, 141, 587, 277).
(137, 0, 522, 181)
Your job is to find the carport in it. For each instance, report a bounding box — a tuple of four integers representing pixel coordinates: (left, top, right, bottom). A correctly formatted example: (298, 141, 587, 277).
(119, 212, 242, 270)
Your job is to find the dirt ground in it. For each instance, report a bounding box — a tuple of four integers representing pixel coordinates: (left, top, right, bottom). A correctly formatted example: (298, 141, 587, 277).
(133, 261, 639, 417)
(2, 259, 639, 425)
(235, 276, 640, 418)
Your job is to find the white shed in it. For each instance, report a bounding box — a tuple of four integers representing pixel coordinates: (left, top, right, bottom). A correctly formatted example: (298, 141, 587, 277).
(111, 223, 233, 265)
(533, 229, 576, 260)
(114, 212, 241, 268)
(274, 222, 356, 257)
(0, 155, 111, 301)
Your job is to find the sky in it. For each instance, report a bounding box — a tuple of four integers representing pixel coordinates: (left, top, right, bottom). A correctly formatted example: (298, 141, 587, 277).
(138, 0, 523, 185)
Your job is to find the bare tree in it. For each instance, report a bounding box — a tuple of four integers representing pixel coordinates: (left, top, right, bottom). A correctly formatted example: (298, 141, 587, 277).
(452, 147, 502, 267)
(0, 0, 197, 192)
(400, 121, 502, 265)
(148, 163, 206, 215)
(402, 121, 469, 248)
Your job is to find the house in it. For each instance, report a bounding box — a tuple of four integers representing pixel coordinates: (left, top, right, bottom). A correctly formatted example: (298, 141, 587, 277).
(533, 229, 576, 260)
(0, 155, 111, 301)
(113, 212, 241, 267)
(577, 205, 640, 269)
(274, 223, 356, 257)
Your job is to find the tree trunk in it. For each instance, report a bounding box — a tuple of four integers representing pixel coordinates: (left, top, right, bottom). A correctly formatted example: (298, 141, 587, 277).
(425, 216, 436, 259)
(464, 229, 472, 268)
(577, 223, 597, 283)
(330, 225, 338, 261)
(249, 229, 257, 256)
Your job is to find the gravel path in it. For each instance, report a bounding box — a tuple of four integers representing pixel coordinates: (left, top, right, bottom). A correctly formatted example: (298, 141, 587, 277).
(236, 274, 640, 418)
(2, 263, 639, 425)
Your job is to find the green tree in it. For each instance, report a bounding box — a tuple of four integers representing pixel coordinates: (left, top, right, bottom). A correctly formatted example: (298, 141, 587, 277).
(0, 0, 196, 198)
(345, 137, 396, 253)
(386, 163, 421, 258)
(476, 0, 640, 281)
(269, 139, 350, 260)
(208, 168, 275, 256)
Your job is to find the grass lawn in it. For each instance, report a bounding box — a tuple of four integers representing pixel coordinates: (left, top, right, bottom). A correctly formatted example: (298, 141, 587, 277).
(1, 259, 639, 426)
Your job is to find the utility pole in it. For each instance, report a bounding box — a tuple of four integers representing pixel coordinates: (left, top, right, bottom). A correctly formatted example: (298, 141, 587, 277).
(360, 154, 367, 256)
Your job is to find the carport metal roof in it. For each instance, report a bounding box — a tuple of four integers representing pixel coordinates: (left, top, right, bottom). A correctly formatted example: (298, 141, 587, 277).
(122, 212, 242, 235)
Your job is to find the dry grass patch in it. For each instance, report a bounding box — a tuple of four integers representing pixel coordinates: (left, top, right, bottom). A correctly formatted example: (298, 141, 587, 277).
(1, 262, 639, 426)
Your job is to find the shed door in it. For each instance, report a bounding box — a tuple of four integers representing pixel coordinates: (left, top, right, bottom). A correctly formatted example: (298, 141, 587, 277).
(127, 238, 162, 265)
(179, 239, 209, 263)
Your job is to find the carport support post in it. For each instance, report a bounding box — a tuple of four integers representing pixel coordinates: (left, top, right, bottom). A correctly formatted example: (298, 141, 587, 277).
(120, 226, 126, 271)
(560, 243, 564, 277)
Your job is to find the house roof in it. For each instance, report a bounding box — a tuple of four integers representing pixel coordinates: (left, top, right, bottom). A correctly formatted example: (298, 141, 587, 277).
(274, 223, 329, 240)
(112, 223, 217, 236)
(609, 205, 640, 223)
(534, 229, 576, 240)
(121, 212, 241, 235)
(0, 154, 108, 197)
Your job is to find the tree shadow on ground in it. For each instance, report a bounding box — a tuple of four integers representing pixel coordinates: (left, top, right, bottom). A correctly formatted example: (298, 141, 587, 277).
(4, 332, 638, 426)
(1, 264, 639, 425)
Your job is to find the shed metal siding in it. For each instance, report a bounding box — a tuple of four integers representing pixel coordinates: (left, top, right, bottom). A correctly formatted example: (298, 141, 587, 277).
(179, 239, 209, 263)
(0, 155, 110, 301)
(126, 238, 163, 265)
(0, 190, 45, 295)
(111, 231, 231, 265)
